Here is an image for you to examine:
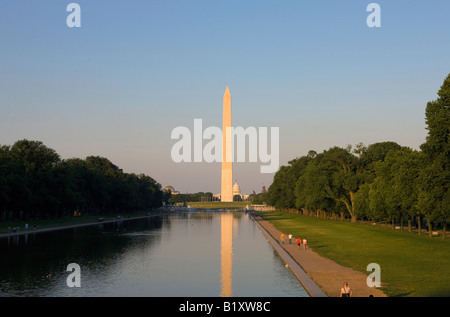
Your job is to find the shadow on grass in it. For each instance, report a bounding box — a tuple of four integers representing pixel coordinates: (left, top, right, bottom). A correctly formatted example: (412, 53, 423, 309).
(391, 291, 415, 297)
(311, 244, 328, 249)
(424, 287, 450, 297)
(260, 216, 293, 221)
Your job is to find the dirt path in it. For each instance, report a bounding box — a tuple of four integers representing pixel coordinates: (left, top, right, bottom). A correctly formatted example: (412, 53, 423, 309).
(254, 216, 387, 297)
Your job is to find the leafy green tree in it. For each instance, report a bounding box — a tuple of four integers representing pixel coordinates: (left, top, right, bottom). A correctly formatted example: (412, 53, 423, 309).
(0, 145, 32, 220)
(417, 159, 447, 237)
(354, 142, 403, 225)
(354, 183, 371, 220)
(252, 192, 267, 204)
(358, 141, 402, 183)
(419, 73, 450, 237)
(267, 155, 311, 209)
(390, 149, 422, 231)
(368, 175, 390, 225)
(233, 194, 242, 202)
(295, 152, 339, 218)
(421, 74, 450, 162)
(10, 140, 60, 174)
(307, 146, 362, 222)
(370, 148, 422, 230)
(0, 140, 164, 221)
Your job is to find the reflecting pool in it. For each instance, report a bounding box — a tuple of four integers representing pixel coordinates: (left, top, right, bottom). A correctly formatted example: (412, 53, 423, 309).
(0, 212, 308, 297)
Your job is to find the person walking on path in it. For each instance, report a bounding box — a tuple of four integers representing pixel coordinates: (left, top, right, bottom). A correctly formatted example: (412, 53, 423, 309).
(296, 237, 301, 249)
(302, 237, 307, 250)
(288, 233, 292, 244)
(340, 282, 352, 297)
(280, 233, 285, 244)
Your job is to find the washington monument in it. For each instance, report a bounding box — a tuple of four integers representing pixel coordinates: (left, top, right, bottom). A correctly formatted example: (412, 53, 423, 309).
(221, 86, 233, 202)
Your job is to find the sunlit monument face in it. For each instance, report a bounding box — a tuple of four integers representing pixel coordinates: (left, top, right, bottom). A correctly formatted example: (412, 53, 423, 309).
(221, 86, 233, 202)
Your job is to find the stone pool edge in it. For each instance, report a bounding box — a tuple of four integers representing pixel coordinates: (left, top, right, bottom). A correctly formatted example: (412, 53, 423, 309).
(250, 214, 327, 298)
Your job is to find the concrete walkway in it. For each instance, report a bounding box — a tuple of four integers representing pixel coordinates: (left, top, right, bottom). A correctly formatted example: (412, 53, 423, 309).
(252, 215, 387, 297)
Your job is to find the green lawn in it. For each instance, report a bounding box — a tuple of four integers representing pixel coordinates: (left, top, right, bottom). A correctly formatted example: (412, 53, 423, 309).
(260, 211, 450, 297)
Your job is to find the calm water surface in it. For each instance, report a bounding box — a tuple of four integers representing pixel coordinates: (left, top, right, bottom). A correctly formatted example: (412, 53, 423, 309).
(0, 212, 308, 297)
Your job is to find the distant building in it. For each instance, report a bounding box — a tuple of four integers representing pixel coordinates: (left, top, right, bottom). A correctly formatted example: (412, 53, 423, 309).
(164, 185, 180, 195)
(233, 180, 241, 197)
(216, 180, 252, 201)
(261, 185, 267, 194)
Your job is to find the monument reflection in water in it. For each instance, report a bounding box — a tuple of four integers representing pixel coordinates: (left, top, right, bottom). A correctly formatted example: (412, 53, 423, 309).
(220, 212, 233, 297)
(0, 212, 308, 297)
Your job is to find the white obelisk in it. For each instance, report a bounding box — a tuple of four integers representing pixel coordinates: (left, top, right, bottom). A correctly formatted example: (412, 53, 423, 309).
(221, 86, 233, 202)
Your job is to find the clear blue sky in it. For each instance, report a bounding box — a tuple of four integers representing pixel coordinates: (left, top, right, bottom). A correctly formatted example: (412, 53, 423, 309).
(1, 1, 449, 194)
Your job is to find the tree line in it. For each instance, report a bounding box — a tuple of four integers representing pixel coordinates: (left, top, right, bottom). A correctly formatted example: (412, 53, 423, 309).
(168, 192, 255, 204)
(168, 192, 217, 204)
(0, 140, 165, 221)
(266, 74, 449, 237)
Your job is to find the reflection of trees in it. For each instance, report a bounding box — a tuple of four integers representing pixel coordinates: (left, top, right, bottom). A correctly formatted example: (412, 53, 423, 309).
(0, 216, 164, 296)
(0, 212, 249, 296)
(220, 212, 233, 297)
(188, 212, 214, 221)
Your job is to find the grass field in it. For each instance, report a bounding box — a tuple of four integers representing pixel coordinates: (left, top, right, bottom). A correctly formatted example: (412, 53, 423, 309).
(260, 211, 450, 297)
